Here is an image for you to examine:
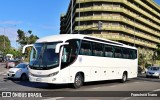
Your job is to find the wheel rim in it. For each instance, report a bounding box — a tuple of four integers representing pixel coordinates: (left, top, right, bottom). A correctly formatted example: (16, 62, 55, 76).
(123, 74, 126, 81)
(75, 76, 82, 87)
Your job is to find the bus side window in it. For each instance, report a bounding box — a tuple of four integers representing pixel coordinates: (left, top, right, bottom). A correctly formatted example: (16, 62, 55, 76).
(92, 43, 103, 57)
(80, 41, 91, 56)
(114, 47, 122, 58)
(130, 50, 137, 59)
(104, 45, 113, 57)
(123, 48, 130, 59)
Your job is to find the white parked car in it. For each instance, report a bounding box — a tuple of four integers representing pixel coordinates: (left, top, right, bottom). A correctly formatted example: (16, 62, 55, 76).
(146, 66, 160, 79)
(7, 63, 29, 80)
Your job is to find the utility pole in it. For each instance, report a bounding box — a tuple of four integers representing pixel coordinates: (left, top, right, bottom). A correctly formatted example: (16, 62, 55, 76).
(78, 0, 81, 34)
(71, 0, 73, 34)
(3, 28, 6, 53)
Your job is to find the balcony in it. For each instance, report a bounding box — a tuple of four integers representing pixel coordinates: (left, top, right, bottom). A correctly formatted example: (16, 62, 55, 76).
(123, 1, 160, 25)
(146, 0, 160, 10)
(75, 16, 160, 37)
(76, 0, 124, 3)
(75, 25, 160, 44)
(134, 0, 160, 18)
(88, 34, 157, 49)
(76, 6, 160, 31)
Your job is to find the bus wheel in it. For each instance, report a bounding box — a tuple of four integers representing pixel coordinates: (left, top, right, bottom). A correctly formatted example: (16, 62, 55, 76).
(72, 73, 83, 89)
(121, 72, 127, 83)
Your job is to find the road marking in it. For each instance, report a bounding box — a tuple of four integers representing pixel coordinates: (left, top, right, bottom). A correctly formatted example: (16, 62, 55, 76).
(153, 89, 160, 92)
(2, 74, 7, 75)
(0, 88, 8, 90)
(109, 85, 116, 87)
(43, 97, 64, 100)
(133, 82, 140, 83)
(91, 87, 100, 90)
(120, 97, 131, 100)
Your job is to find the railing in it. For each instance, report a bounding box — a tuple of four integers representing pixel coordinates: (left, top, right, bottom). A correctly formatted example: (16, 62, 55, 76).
(75, 25, 160, 44)
(76, 0, 160, 26)
(76, 6, 160, 31)
(88, 34, 157, 49)
(75, 16, 160, 37)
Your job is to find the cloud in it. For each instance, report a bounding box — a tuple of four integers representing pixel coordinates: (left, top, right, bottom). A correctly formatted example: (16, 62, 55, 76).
(0, 20, 22, 25)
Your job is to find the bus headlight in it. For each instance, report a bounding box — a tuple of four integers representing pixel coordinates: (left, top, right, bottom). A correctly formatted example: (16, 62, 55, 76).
(49, 71, 59, 77)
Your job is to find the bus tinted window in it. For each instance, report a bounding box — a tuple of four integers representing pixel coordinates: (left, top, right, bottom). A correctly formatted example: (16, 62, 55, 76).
(123, 48, 130, 59)
(114, 47, 122, 58)
(80, 41, 92, 56)
(130, 50, 137, 59)
(61, 39, 80, 69)
(104, 45, 113, 57)
(92, 43, 103, 57)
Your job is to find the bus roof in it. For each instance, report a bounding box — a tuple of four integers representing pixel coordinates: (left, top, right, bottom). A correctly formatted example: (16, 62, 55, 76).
(36, 34, 137, 50)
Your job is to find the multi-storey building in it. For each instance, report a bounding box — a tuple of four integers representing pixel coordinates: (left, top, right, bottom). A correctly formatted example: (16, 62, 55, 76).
(60, 0, 160, 56)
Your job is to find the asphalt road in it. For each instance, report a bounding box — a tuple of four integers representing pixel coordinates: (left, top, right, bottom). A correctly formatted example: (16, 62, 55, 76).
(0, 62, 160, 100)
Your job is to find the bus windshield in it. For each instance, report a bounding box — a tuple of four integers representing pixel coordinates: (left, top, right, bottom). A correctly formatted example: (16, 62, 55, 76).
(29, 42, 62, 70)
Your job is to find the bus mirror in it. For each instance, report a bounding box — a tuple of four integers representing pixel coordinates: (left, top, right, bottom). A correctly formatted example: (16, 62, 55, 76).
(55, 42, 69, 53)
(22, 44, 33, 53)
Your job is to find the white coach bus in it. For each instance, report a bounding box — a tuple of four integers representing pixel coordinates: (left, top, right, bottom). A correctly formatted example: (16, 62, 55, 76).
(23, 34, 138, 88)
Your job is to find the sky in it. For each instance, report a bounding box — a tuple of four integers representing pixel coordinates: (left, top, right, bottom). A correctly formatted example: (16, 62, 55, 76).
(0, 0, 159, 48)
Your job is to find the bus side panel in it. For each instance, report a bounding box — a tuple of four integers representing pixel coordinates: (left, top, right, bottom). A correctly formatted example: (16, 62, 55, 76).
(64, 55, 137, 83)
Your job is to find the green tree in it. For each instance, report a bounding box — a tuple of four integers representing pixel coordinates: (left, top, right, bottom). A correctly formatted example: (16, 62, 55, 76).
(156, 44, 160, 60)
(0, 35, 11, 54)
(16, 29, 39, 47)
(16, 29, 39, 61)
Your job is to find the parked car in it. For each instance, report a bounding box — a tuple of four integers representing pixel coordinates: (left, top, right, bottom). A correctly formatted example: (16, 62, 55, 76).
(5, 60, 21, 69)
(0, 54, 4, 62)
(7, 63, 29, 80)
(146, 66, 160, 78)
(0, 56, 4, 62)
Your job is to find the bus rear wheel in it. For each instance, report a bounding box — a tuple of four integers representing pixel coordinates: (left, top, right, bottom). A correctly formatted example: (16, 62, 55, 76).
(121, 72, 127, 83)
(72, 73, 83, 89)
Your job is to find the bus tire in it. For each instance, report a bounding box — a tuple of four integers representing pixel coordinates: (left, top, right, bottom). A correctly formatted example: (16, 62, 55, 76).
(121, 72, 127, 83)
(72, 73, 83, 89)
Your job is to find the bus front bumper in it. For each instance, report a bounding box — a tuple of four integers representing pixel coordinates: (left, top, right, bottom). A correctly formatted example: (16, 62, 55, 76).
(29, 75, 71, 84)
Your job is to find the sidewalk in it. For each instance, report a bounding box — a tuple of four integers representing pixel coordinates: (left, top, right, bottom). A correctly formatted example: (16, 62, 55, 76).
(0, 63, 8, 75)
(137, 73, 146, 78)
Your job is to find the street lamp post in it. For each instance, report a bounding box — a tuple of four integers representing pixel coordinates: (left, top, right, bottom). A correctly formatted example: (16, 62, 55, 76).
(71, 0, 73, 34)
(78, 0, 81, 34)
(3, 28, 6, 52)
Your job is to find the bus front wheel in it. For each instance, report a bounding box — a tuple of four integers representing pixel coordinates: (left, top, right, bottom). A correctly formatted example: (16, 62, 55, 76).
(72, 73, 83, 89)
